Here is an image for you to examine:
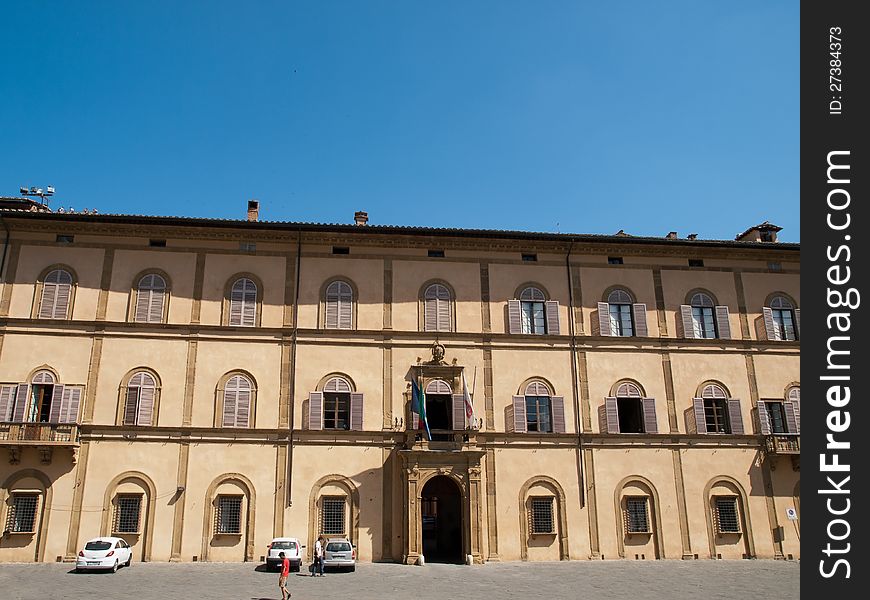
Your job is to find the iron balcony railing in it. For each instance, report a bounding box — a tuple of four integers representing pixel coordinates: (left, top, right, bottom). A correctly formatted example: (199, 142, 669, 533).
(0, 422, 80, 445)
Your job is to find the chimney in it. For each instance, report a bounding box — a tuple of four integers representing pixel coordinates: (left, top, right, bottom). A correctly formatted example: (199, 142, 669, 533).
(666, 231, 678, 239)
(247, 200, 259, 222)
(354, 211, 369, 226)
(687, 233, 698, 240)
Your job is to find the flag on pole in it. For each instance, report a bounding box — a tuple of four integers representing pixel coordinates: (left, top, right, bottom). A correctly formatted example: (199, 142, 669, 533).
(461, 369, 474, 423)
(411, 378, 432, 440)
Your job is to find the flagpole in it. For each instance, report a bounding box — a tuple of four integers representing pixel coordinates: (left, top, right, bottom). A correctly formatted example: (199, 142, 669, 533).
(471, 366, 478, 429)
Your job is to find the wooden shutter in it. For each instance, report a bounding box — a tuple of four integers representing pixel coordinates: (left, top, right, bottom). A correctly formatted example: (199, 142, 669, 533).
(545, 301, 560, 335)
(551, 396, 566, 433)
(123, 387, 139, 425)
(350, 392, 364, 431)
(338, 295, 352, 329)
(715, 306, 732, 339)
(603, 397, 619, 433)
(137, 386, 155, 426)
(39, 280, 58, 318)
(325, 295, 338, 328)
(641, 398, 657, 434)
(507, 300, 522, 334)
(727, 399, 744, 434)
(0, 386, 16, 421)
(11, 384, 30, 422)
(597, 302, 612, 336)
(762, 307, 779, 340)
(241, 282, 256, 326)
(229, 282, 244, 325)
(508, 395, 527, 433)
(135, 286, 151, 322)
(789, 398, 800, 434)
(308, 392, 323, 430)
(633, 304, 648, 337)
(692, 398, 707, 434)
(424, 297, 438, 331)
(680, 305, 695, 338)
(222, 387, 238, 427)
(48, 384, 65, 423)
(756, 400, 771, 435)
(148, 288, 165, 323)
(236, 387, 251, 428)
(784, 401, 798, 434)
(450, 394, 465, 430)
(61, 387, 82, 423)
(437, 296, 451, 331)
(794, 308, 800, 339)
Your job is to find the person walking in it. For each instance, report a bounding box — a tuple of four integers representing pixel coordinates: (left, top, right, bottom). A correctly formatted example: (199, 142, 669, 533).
(313, 535, 325, 577)
(278, 551, 291, 599)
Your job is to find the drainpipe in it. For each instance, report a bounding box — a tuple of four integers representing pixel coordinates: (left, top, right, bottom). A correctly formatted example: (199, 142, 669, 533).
(287, 227, 302, 507)
(565, 239, 585, 507)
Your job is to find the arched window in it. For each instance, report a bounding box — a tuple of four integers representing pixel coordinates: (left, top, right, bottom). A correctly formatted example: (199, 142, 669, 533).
(519, 287, 546, 334)
(758, 386, 800, 436)
(679, 291, 731, 340)
(222, 374, 253, 428)
(229, 278, 257, 327)
(324, 280, 354, 329)
(123, 372, 158, 426)
(691, 383, 744, 435)
(764, 295, 799, 341)
(307, 376, 363, 431)
(600, 381, 657, 434)
(508, 380, 566, 434)
(1, 369, 81, 424)
(134, 274, 167, 323)
(38, 269, 73, 319)
(423, 283, 452, 332)
(607, 289, 635, 337)
(689, 292, 716, 339)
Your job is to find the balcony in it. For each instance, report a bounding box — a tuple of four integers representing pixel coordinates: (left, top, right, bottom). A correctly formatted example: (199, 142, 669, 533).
(764, 434, 800, 455)
(0, 422, 80, 464)
(404, 429, 478, 451)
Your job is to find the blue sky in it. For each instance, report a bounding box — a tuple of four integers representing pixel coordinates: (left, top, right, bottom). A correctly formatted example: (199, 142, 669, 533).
(0, 1, 799, 241)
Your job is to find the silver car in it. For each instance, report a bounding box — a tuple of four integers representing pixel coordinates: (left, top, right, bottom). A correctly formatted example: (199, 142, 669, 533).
(321, 538, 356, 572)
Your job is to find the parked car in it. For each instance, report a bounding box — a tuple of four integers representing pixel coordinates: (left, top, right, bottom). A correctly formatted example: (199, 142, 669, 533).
(322, 537, 355, 572)
(266, 537, 304, 571)
(75, 537, 133, 573)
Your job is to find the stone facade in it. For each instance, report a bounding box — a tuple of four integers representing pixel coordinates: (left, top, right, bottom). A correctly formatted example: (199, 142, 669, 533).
(0, 208, 800, 564)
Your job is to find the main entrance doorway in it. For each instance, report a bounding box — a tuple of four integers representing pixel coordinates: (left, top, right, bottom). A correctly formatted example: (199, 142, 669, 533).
(420, 476, 463, 563)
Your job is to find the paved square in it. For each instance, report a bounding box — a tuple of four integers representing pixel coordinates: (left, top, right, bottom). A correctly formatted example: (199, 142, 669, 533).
(0, 560, 799, 600)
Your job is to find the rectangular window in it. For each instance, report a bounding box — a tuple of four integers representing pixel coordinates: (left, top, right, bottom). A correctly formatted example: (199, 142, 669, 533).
(715, 497, 741, 533)
(522, 253, 538, 262)
(321, 497, 346, 536)
(6, 494, 39, 533)
(767, 261, 782, 272)
(692, 307, 717, 338)
(525, 396, 552, 433)
(216, 495, 243, 534)
(114, 494, 143, 534)
(609, 303, 634, 336)
(323, 393, 350, 430)
(607, 256, 624, 265)
(765, 401, 788, 434)
(704, 399, 730, 434)
(428, 249, 445, 258)
(521, 301, 546, 334)
(616, 398, 644, 433)
(56, 234, 74, 244)
(332, 246, 350, 255)
(239, 242, 256, 252)
(625, 497, 650, 533)
(530, 497, 555, 534)
(773, 309, 797, 341)
(149, 239, 167, 247)
(688, 259, 704, 267)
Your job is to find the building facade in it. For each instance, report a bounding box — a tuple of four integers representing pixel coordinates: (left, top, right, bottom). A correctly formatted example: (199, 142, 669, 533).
(0, 204, 800, 565)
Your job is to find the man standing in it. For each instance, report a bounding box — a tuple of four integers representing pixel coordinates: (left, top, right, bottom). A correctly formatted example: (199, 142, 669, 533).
(313, 536, 325, 577)
(278, 551, 291, 599)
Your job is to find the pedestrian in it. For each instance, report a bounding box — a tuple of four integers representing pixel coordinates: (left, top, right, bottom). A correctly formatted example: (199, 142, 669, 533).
(278, 551, 291, 599)
(313, 535, 325, 577)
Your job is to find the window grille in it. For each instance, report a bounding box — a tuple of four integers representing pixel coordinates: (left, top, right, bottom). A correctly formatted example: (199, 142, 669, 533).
(6, 494, 39, 533)
(114, 495, 143, 534)
(321, 497, 346, 535)
(216, 496, 243, 534)
(715, 497, 741, 533)
(624, 496, 650, 534)
(530, 497, 555, 534)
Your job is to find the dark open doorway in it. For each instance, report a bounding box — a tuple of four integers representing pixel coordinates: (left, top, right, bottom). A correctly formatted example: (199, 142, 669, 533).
(421, 475, 463, 564)
(425, 394, 452, 440)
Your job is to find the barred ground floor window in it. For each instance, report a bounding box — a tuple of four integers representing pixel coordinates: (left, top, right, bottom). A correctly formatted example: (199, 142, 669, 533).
(714, 496, 741, 534)
(5, 493, 39, 533)
(624, 496, 650, 534)
(321, 497, 346, 536)
(529, 496, 555, 534)
(216, 495, 243, 534)
(113, 494, 143, 534)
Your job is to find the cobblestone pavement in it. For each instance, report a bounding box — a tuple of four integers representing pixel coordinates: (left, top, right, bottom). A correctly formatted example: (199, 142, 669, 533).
(0, 559, 799, 600)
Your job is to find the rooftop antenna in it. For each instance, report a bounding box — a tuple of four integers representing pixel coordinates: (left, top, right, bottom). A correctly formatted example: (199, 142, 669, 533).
(19, 185, 55, 207)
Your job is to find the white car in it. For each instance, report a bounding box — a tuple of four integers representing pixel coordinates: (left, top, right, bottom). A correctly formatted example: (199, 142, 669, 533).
(266, 537, 304, 571)
(76, 537, 133, 573)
